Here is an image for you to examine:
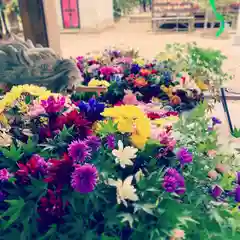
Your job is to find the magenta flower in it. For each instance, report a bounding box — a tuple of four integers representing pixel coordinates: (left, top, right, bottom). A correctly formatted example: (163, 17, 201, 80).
(212, 185, 223, 198)
(68, 140, 91, 163)
(236, 172, 240, 184)
(162, 176, 178, 193)
(71, 164, 98, 193)
(106, 134, 115, 149)
(177, 147, 193, 165)
(41, 96, 65, 114)
(163, 169, 186, 195)
(0, 168, 11, 182)
(166, 168, 179, 177)
(85, 136, 101, 152)
(235, 186, 240, 202)
(175, 176, 186, 195)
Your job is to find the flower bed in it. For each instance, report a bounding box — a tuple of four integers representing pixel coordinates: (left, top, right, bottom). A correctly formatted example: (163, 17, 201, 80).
(0, 85, 239, 239)
(75, 44, 230, 114)
(75, 48, 205, 113)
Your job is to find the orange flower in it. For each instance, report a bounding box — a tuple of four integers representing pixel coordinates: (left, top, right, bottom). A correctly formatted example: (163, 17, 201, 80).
(170, 95, 181, 105)
(134, 77, 148, 88)
(140, 69, 151, 76)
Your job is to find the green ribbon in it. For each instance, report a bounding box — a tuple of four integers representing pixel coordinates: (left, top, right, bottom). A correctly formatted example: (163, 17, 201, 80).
(209, 0, 225, 37)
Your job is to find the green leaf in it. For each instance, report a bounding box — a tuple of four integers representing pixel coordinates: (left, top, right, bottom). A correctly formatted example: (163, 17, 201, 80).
(58, 125, 74, 141)
(38, 224, 57, 240)
(1, 144, 23, 162)
(101, 234, 120, 240)
(22, 137, 37, 154)
(117, 213, 134, 228)
(133, 203, 155, 216)
(25, 95, 31, 104)
(97, 119, 118, 137)
(178, 216, 199, 227)
(1, 198, 25, 230)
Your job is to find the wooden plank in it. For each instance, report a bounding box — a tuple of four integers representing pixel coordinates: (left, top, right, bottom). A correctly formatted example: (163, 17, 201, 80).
(75, 86, 107, 96)
(18, 0, 49, 47)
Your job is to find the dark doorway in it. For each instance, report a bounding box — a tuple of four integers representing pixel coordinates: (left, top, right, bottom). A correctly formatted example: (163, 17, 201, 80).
(18, 0, 48, 46)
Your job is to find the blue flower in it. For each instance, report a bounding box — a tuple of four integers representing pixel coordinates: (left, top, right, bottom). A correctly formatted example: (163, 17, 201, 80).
(212, 117, 221, 125)
(78, 98, 105, 122)
(131, 64, 140, 74)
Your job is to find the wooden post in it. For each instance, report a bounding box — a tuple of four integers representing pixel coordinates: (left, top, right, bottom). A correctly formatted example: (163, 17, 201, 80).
(18, 0, 61, 55)
(233, 7, 240, 45)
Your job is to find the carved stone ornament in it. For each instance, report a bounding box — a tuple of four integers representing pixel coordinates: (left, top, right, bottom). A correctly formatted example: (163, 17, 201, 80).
(0, 34, 84, 93)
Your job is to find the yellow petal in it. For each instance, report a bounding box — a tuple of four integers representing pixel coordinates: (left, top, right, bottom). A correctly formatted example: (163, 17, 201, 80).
(131, 134, 148, 149)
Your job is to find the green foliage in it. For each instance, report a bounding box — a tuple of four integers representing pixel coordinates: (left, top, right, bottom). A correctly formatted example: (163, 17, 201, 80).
(113, 0, 138, 19)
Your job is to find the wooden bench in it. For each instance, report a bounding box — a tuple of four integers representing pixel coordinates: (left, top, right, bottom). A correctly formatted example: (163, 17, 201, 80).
(152, 16, 195, 32)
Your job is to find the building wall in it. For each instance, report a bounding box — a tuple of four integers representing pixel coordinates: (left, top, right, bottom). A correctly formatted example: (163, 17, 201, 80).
(56, 0, 114, 31)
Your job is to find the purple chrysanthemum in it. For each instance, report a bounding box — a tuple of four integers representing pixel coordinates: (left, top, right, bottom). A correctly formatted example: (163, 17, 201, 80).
(166, 168, 179, 177)
(163, 169, 186, 195)
(106, 134, 115, 149)
(175, 175, 186, 195)
(212, 185, 223, 198)
(162, 176, 178, 193)
(0, 168, 11, 182)
(235, 186, 240, 202)
(236, 172, 240, 185)
(68, 140, 91, 163)
(212, 117, 222, 125)
(177, 147, 193, 165)
(71, 164, 98, 193)
(85, 136, 101, 152)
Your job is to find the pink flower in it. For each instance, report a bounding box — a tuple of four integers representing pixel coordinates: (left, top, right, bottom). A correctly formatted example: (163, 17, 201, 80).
(208, 150, 217, 158)
(123, 91, 139, 105)
(87, 64, 100, 73)
(170, 229, 185, 239)
(0, 168, 11, 182)
(28, 101, 46, 117)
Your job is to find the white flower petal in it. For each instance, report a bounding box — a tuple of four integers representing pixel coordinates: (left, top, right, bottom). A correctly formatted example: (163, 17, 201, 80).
(124, 176, 133, 186)
(108, 178, 117, 187)
(118, 140, 124, 151)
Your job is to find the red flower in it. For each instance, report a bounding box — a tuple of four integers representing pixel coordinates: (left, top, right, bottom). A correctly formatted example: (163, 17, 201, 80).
(15, 163, 30, 184)
(147, 112, 161, 120)
(38, 189, 66, 228)
(166, 111, 179, 117)
(45, 153, 74, 185)
(151, 69, 158, 74)
(114, 101, 124, 106)
(55, 110, 92, 139)
(26, 154, 47, 176)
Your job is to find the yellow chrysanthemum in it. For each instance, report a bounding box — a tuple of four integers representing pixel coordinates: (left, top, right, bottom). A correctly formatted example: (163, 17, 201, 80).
(115, 117, 134, 133)
(153, 116, 179, 127)
(102, 105, 145, 119)
(17, 101, 29, 113)
(161, 85, 173, 98)
(196, 79, 208, 91)
(133, 58, 145, 67)
(88, 79, 110, 88)
(0, 113, 8, 126)
(102, 105, 150, 149)
(0, 85, 53, 113)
